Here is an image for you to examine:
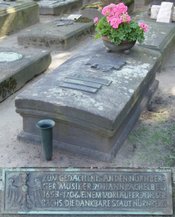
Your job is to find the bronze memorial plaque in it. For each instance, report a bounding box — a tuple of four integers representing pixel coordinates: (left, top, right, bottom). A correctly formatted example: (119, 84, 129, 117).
(1, 168, 173, 215)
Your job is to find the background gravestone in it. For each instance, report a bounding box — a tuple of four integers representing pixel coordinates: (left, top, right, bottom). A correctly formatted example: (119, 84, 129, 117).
(0, 0, 39, 37)
(37, 0, 82, 15)
(156, 2, 174, 23)
(0, 47, 51, 102)
(17, 18, 94, 49)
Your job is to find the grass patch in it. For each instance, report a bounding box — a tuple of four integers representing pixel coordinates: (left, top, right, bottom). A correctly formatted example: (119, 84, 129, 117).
(128, 121, 175, 166)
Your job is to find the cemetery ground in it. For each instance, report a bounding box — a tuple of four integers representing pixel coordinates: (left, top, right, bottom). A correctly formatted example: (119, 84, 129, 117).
(0, 13, 175, 169)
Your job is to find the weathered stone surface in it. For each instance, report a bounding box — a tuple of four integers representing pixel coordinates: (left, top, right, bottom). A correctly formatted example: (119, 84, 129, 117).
(138, 20, 175, 53)
(0, 168, 173, 215)
(37, 0, 82, 15)
(134, 0, 151, 10)
(156, 2, 174, 23)
(15, 41, 161, 161)
(0, 47, 51, 102)
(80, 8, 102, 20)
(18, 19, 94, 49)
(0, 1, 39, 37)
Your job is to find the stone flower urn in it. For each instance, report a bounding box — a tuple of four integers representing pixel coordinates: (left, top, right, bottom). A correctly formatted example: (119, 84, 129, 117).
(100, 0, 121, 6)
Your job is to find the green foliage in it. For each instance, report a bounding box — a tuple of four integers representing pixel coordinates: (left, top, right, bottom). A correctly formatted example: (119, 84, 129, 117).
(95, 17, 145, 45)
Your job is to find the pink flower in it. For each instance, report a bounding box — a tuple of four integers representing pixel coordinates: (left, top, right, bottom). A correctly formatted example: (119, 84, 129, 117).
(102, 2, 130, 29)
(121, 13, 131, 23)
(115, 3, 128, 14)
(102, 4, 114, 16)
(102, 6, 110, 16)
(139, 22, 148, 32)
(93, 17, 99, 24)
(109, 17, 122, 29)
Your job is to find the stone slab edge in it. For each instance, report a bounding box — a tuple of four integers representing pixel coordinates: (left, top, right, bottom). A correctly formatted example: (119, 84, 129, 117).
(0, 51, 51, 102)
(0, 2, 38, 16)
(18, 22, 94, 50)
(139, 22, 175, 52)
(0, 1, 39, 37)
(39, 0, 82, 15)
(15, 44, 162, 162)
(0, 167, 174, 217)
(17, 80, 158, 162)
(137, 19, 175, 69)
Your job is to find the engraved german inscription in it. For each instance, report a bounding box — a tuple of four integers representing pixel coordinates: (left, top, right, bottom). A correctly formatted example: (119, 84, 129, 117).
(2, 168, 172, 215)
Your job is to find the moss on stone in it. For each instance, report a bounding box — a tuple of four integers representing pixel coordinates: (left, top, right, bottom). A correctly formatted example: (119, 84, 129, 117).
(0, 77, 17, 99)
(75, 17, 92, 23)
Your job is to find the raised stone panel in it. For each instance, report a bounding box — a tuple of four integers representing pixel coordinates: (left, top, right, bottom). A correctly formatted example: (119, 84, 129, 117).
(0, 47, 51, 102)
(156, 2, 174, 23)
(37, 0, 82, 15)
(0, 168, 173, 215)
(15, 42, 161, 161)
(0, 1, 39, 37)
(18, 19, 94, 49)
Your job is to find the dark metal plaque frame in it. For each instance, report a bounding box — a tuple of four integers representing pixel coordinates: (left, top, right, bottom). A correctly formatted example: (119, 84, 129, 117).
(1, 168, 173, 215)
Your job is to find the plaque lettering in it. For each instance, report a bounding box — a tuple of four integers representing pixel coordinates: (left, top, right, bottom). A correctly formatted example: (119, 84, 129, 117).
(1, 168, 173, 215)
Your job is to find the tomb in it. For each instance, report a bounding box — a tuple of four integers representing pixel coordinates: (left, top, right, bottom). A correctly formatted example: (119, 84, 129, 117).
(37, 0, 82, 15)
(138, 20, 175, 55)
(0, 47, 51, 102)
(15, 41, 161, 161)
(18, 18, 94, 49)
(0, 0, 39, 37)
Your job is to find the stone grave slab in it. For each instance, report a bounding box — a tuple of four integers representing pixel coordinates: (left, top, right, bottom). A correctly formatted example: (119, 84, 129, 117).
(0, 47, 51, 102)
(18, 18, 94, 49)
(156, 1, 174, 23)
(37, 0, 82, 15)
(0, 0, 39, 37)
(15, 41, 161, 162)
(138, 20, 175, 54)
(0, 168, 173, 215)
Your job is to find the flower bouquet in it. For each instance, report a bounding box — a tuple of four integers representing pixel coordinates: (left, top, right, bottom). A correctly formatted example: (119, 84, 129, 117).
(94, 2, 148, 51)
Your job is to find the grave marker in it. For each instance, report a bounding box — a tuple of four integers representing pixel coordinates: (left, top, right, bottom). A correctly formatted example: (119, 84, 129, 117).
(18, 18, 94, 49)
(156, 2, 174, 23)
(37, 0, 82, 15)
(0, 1, 39, 37)
(150, 5, 175, 21)
(15, 42, 161, 161)
(0, 47, 51, 102)
(138, 20, 175, 54)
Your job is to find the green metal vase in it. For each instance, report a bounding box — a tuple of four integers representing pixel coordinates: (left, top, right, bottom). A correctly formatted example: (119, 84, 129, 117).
(36, 119, 55, 161)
